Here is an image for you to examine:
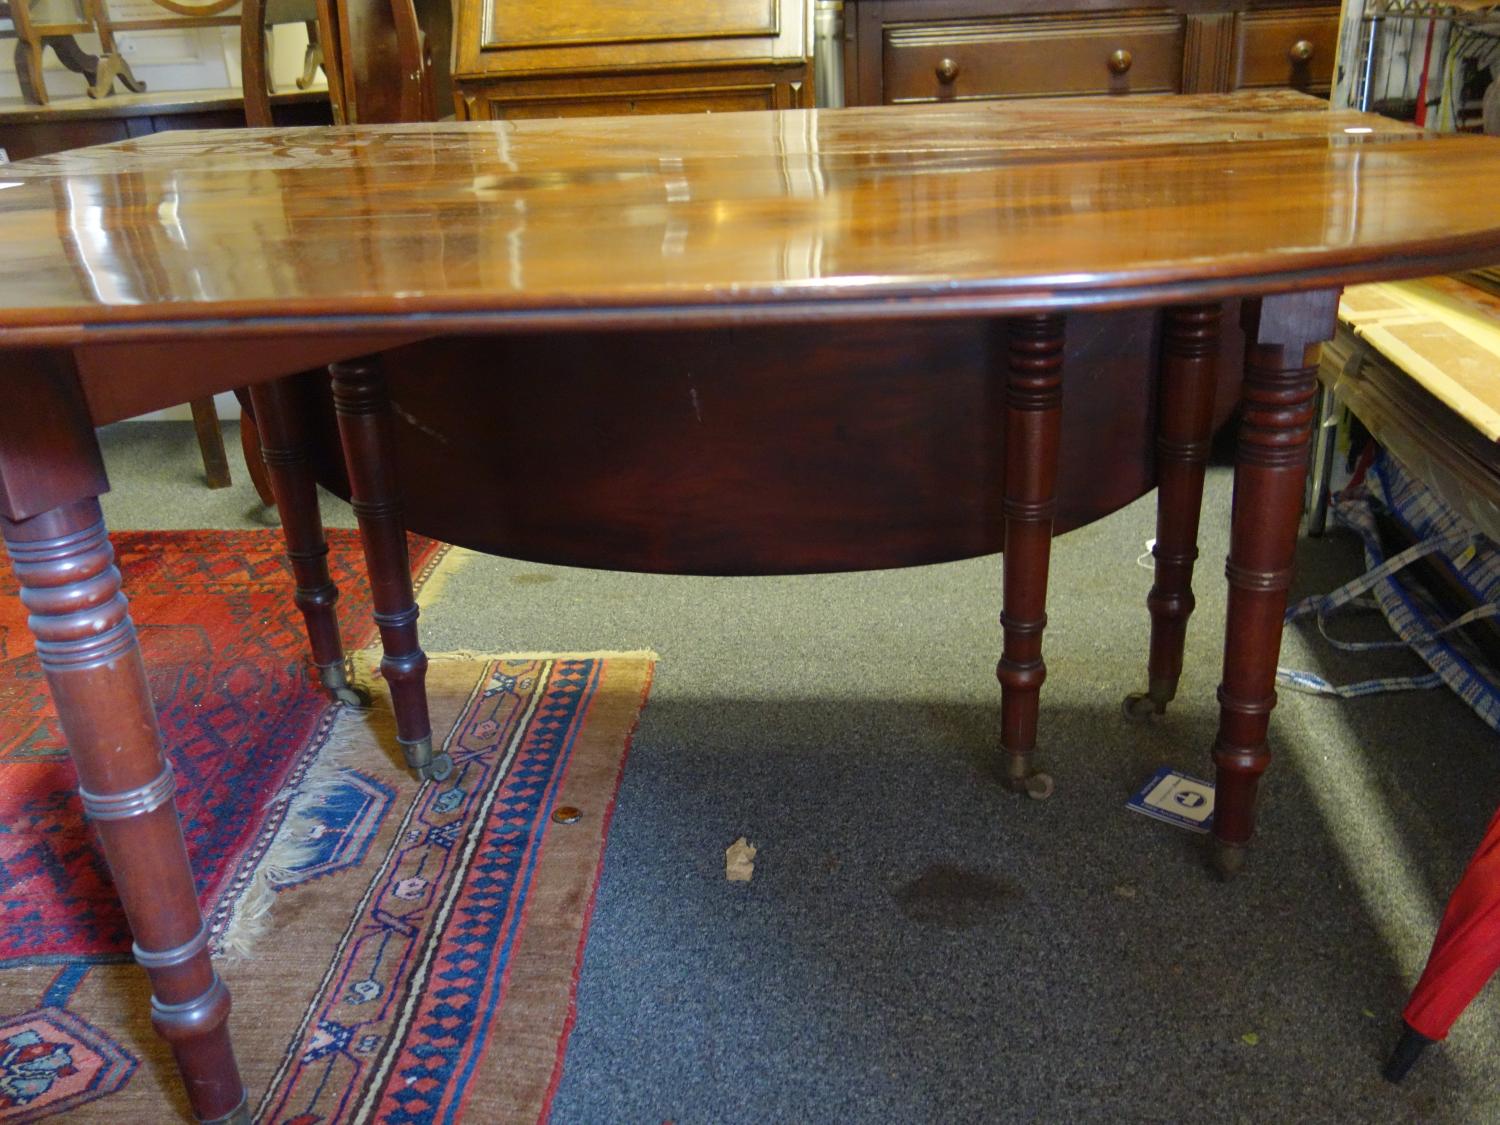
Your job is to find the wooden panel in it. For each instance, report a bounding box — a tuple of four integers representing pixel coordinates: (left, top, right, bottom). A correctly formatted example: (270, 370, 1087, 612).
(302, 310, 1244, 574)
(455, 0, 810, 80)
(454, 63, 813, 120)
(883, 14, 1185, 103)
(75, 334, 429, 424)
(1182, 11, 1236, 94)
(0, 350, 106, 521)
(469, 84, 783, 120)
(1233, 7, 1339, 94)
(484, 0, 779, 51)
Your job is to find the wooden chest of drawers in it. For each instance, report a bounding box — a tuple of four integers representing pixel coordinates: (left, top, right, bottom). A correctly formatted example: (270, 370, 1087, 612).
(453, 0, 815, 120)
(1232, 6, 1339, 93)
(844, 0, 1339, 105)
(884, 13, 1187, 101)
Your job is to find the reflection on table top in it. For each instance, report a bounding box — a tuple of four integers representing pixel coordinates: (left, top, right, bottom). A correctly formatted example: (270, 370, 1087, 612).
(3, 90, 1500, 342)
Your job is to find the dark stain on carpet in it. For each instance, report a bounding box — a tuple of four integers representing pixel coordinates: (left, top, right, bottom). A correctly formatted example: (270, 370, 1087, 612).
(893, 864, 1022, 930)
(511, 572, 557, 586)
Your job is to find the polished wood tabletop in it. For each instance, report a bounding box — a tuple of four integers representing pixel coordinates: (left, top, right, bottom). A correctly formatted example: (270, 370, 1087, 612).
(3, 91, 1500, 342)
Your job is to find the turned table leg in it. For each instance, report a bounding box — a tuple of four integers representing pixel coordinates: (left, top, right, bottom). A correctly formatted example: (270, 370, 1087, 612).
(1125, 303, 1223, 720)
(329, 356, 447, 782)
(1211, 290, 1339, 878)
(997, 313, 1065, 797)
(249, 376, 369, 707)
(0, 351, 246, 1121)
(4, 500, 248, 1121)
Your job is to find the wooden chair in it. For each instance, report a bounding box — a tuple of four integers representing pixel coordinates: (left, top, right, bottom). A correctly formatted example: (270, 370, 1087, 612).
(1, 0, 141, 105)
(240, 0, 451, 126)
(239, 0, 325, 126)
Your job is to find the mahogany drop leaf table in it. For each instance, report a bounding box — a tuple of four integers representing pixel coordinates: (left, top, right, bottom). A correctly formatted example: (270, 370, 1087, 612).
(2, 91, 1500, 1120)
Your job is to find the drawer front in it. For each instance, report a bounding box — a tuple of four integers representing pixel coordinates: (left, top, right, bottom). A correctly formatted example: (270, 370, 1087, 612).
(884, 14, 1185, 103)
(463, 85, 781, 119)
(455, 68, 812, 120)
(1234, 8, 1339, 93)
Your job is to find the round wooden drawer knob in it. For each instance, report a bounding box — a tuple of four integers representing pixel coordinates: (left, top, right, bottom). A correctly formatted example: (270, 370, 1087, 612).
(1289, 39, 1315, 62)
(1107, 48, 1133, 76)
(935, 57, 960, 83)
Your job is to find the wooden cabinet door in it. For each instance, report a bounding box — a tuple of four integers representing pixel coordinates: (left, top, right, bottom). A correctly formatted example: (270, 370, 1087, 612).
(455, 0, 811, 80)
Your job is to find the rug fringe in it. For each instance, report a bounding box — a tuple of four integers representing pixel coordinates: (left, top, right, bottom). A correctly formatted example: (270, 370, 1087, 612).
(411, 648, 660, 661)
(213, 650, 656, 962)
(413, 545, 472, 610)
(351, 647, 661, 664)
(215, 712, 373, 962)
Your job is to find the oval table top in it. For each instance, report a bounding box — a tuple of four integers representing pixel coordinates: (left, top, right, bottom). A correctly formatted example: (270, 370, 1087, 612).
(3, 90, 1500, 342)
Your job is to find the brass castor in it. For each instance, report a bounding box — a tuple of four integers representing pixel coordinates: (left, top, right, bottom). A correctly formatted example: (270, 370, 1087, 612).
(1121, 692, 1163, 722)
(402, 736, 451, 783)
(332, 684, 373, 708)
(418, 752, 453, 783)
(1122, 677, 1177, 723)
(319, 663, 372, 708)
(1211, 837, 1247, 880)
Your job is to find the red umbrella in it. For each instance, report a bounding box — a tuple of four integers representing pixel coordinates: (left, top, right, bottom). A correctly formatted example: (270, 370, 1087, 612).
(1385, 803, 1500, 1082)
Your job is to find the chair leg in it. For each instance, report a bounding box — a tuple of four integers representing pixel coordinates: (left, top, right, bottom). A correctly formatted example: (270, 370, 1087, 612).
(189, 397, 232, 490)
(15, 38, 49, 105)
(297, 20, 323, 89)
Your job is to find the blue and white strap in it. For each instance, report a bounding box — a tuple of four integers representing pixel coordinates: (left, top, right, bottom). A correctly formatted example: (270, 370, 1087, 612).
(1275, 525, 1498, 697)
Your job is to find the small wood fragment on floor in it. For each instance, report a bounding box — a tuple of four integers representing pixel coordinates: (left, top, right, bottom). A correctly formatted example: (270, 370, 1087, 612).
(726, 837, 757, 882)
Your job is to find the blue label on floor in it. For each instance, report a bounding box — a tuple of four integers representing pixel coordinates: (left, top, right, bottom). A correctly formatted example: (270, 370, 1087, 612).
(1127, 767, 1215, 833)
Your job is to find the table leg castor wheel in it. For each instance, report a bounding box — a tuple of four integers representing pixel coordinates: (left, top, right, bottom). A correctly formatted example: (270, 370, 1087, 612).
(1122, 692, 1163, 722)
(1024, 771, 1055, 800)
(333, 683, 373, 708)
(203, 1096, 252, 1124)
(417, 752, 453, 783)
(401, 736, 449, 782)
(1123, 678, 1175, 722)
(1211, 837, 1247, 880)
(1003, 762, 1055, 800)
(319, 663, 372, 708)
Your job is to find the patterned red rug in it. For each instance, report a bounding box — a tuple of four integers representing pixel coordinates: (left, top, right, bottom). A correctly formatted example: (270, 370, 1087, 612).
(0, 651, 654, 1122)
(0, 529, 445, 964)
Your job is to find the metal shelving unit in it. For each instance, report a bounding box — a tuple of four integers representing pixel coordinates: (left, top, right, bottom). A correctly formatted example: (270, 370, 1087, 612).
(1344, 0, 1499, 124)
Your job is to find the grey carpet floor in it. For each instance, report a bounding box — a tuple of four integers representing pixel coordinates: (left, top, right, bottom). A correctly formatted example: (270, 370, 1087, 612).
(97, 421, 1500, 1124)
